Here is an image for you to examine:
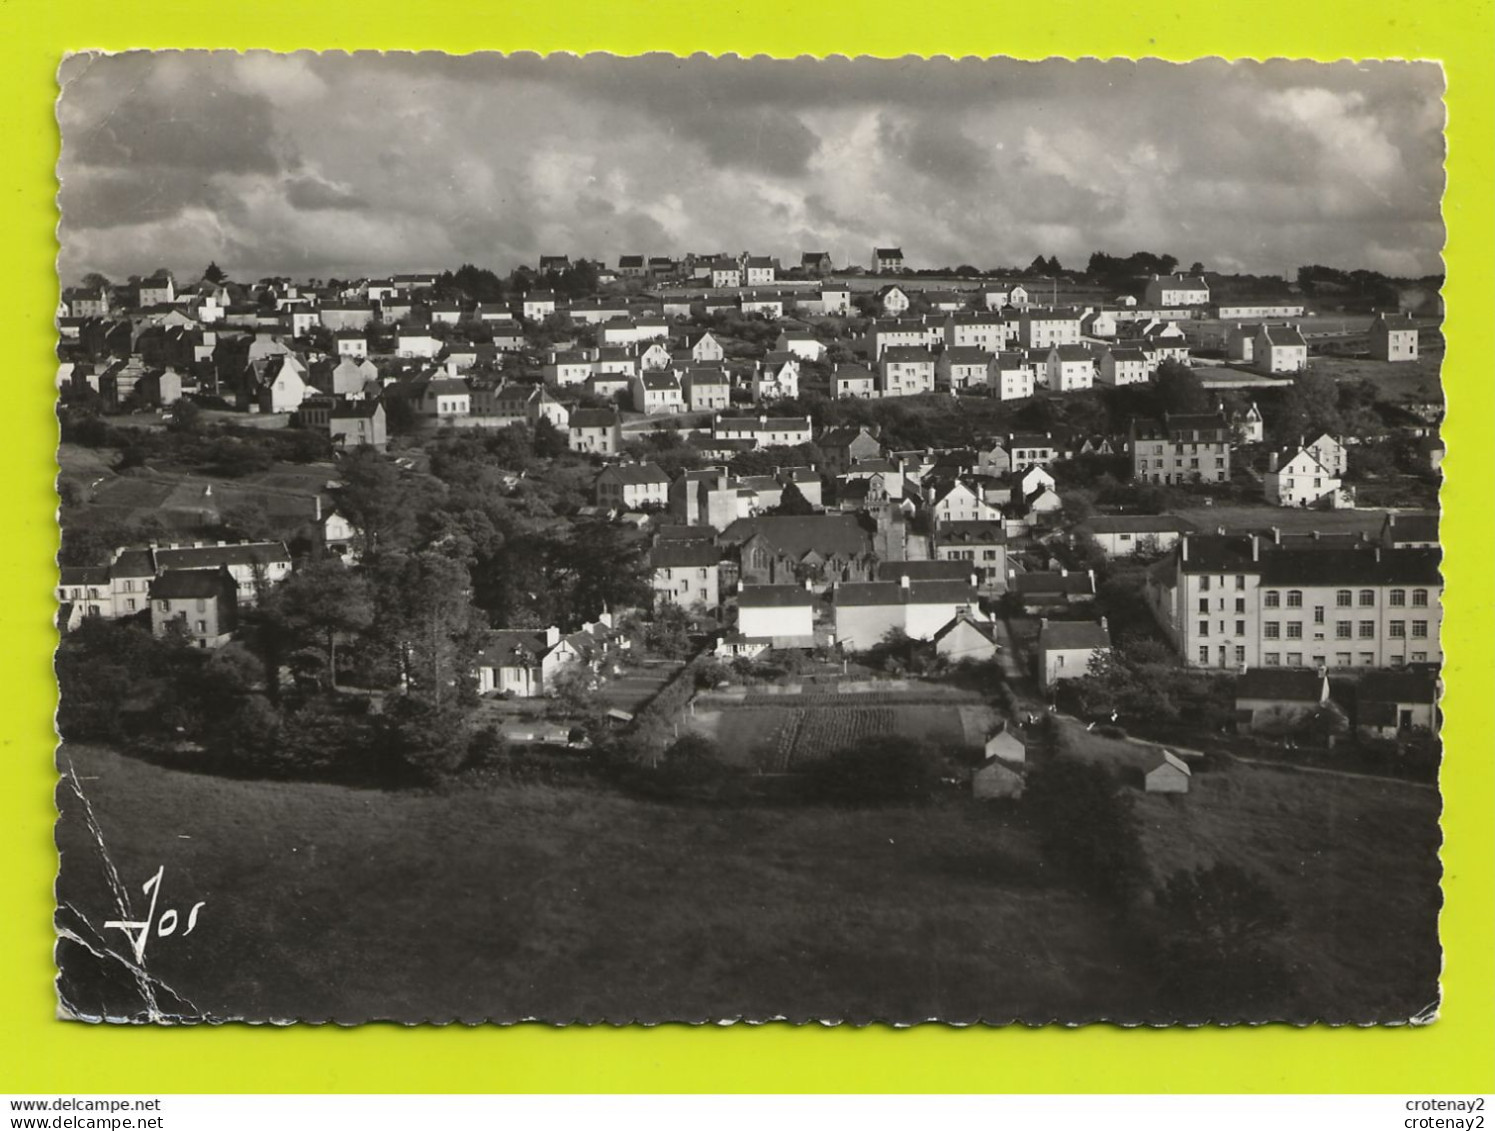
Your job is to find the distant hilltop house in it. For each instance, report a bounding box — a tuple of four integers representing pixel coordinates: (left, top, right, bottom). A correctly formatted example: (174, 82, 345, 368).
(872, 246, 905, 274)
(1143, 273, 1210, 307)
(801, 251, 834, 275)
(1369, 311, 1420, 362)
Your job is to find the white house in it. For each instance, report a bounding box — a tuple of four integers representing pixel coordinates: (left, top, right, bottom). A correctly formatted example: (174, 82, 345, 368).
(1046, 344, 1095, 393)
(1254, 323, 1309, 374)
(737, 584, 817, 648)
(1264, 447, 1342, 508)
(1037, 618, 1111, 691)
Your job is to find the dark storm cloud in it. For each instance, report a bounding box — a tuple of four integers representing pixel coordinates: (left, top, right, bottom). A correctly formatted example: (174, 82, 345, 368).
(56, 51, 1446, 282)
(284, 175, 367, 211)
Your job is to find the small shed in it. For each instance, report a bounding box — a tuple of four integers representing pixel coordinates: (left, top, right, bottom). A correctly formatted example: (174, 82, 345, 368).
(972, 758, 1025, 800)
(1144, 749, 1192, 794)
(983, 727, 1027, 765)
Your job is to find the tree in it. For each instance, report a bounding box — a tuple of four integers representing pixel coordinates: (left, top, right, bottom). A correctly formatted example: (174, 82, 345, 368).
(80, 272, 111, 292)
(1275, 369, 1342, 444)
(1154, 360, 1211, 416)
(769, 480, 816, 516)
(370, 551, 483, 711)
(202, 261, 227, 284)
(258, 558, 375, 689)
(333, 447, 418, 557)
(1189, 261, 1205, 276)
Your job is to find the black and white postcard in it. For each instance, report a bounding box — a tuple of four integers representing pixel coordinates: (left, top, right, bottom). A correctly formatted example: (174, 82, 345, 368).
(53, 52, 1444, 1025)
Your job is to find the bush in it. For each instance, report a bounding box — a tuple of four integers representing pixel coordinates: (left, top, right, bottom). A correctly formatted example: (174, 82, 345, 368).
(806, 736, 943, 805)
(1023, 756, 1146, 904)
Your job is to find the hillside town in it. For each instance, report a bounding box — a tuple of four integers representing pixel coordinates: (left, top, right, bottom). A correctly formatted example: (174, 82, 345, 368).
(55, 242, 1444, 1023)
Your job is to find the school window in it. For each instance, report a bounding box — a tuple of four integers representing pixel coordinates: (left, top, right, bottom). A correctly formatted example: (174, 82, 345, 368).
(157, 601, 169, 613)
(1264, 590, 1280, 608)
(1313, 606, 1325, 624)
(1336, 589, 1352, 608)
(1359, 621, 1375, 639)
(1235, 598, 1245, 614)
(1286, 623, 1303, 640)
(1335, 652, 1351, 666)
(1390, 589, 1406, 607)
(1234, 646, 1246, 664)
(1198, 621, 1209, 637)
(195, 620, 206, 633)
(1264, 622, 1280, 639)
(1359, 589, 1375, 607)
(1389, 621, 1406, 638)
(1198, 598, 1209, 614)
(1264, 653, 1281, 666)
(1335, 622, 1352, 639)
(1412, 621, 1428, 638)
(1287, 590, 1303, 608)
(1235, 575, 1246, 590)
(1286, 653, 1303, 667)
(1198, 647, 1209, 663)
(1360, 652, 1375, 665)
(1391, 654, 1406, 668)
(1411, 652, 1428, 663)
(1200, 576, 1211, 592)
(1412, 589, 1429, 607)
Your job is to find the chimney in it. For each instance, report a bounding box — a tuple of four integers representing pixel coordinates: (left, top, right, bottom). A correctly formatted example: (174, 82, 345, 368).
(1217, 525, 1226, 536)
(1374, 546, 1382, 562)
(1251, 534, 1260, 561)
(1272, 526, 1281, 544)
(1180, 535, 1189, 561)
(1312, 530, 1321, 541)
(1100, 616, 1108, 632)
(1267, 451, 1279, 472)
(1060, 568, 1068, 578)
(546, 626, 561, 647)
(899, 574, 910, 590)
(803, 579, 813, 592)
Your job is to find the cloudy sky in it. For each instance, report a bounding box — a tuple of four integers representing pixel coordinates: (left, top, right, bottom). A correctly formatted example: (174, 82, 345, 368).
(56, 52, 1445, 285)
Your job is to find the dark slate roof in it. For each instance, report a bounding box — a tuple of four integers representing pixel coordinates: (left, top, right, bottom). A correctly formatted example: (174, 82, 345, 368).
(478, 629, 549, 666)
(835, 580, 978, 607)
(332, 400, 383, 420)
(598, 463, 670, 486)
(655, 525, 718, 543)
(720, 514, 872, 558)
(1236, 669, 1326, 702)
(650, 543, 720, 569)
(1011, 571, 1094, 596)
(939, 520, 1007, 544)
(738, 584, 816, 608)
(1382, 512, 1439, 544)
(155, 542, 291, 570)
(881, 346, 935, 363)
(1257, 547, 1441, 587)
(569, 408, 620, 428)
(149, 568, 229, 599)
(876, 560, 975, 582)
(1037, 620, 1111, 651)
(59, 566, 110, 585)
(1357, 671, 1439, 704)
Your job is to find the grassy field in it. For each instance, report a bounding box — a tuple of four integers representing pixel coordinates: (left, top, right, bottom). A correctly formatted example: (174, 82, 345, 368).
(1309, 353, 1444, 403)
(690, 701, 988, 769)
(54, 740, 1441, 1025)
(56, 743, 1140, 1025)
(1053, 718, 1442, 1021)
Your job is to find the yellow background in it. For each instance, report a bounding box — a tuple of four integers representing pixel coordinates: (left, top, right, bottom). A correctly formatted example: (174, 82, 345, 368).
(3, 0, 1491, 1094)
